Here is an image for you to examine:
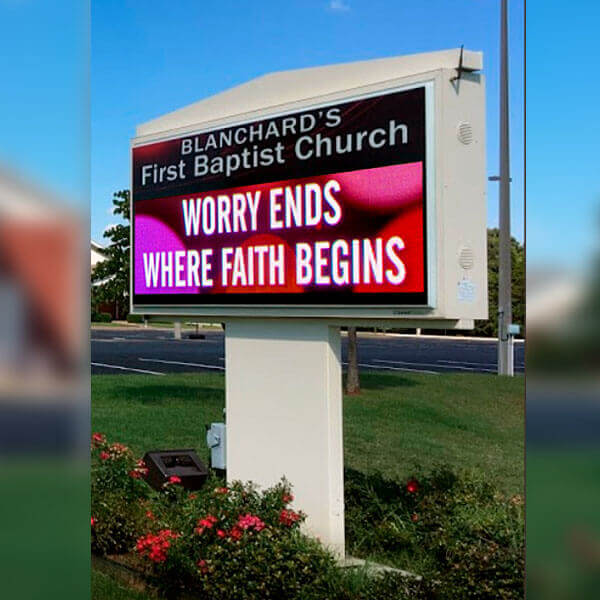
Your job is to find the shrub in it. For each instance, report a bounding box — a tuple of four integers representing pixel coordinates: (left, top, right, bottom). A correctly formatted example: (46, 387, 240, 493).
(91, 310, 112, 322)
(126, 313, 144, 324)
(344, 467, 524, 599)
(91, 433, 150, 555)
(136, 479, 333, 599)
(91, 434, 523, 599)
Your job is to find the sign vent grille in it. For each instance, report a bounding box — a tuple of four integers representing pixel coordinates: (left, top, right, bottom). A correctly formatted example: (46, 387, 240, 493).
(457, 122, 473, 145)
(459, 246, 475, 270)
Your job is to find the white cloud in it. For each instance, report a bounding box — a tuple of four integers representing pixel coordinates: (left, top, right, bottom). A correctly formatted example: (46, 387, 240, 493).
(329, 0, 350, 12)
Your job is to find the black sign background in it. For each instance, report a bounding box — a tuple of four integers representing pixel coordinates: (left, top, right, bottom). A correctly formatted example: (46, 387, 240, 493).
(132, 87, 425, 201)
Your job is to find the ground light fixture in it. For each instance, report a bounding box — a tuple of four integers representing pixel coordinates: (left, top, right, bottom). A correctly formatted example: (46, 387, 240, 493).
(143, 449, 209, 490)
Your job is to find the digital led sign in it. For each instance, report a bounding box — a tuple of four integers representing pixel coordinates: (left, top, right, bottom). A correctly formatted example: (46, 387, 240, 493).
(132, 85, 430, 307)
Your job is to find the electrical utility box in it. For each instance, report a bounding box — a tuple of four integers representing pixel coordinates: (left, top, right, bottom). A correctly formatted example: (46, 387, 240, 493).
(206, 422, 226, 470)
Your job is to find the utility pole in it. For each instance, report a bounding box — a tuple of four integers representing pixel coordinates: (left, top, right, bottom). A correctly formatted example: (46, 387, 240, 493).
(497, 0, 514, 375)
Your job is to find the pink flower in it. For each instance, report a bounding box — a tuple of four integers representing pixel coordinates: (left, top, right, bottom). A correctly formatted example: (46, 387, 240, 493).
(237, 514, 265, 532)
(100, 451, 110, 461)
(108, 442, 129, 457)
(168, 475, 182, 485)
(91, 516, 96, 527)
(197, 559, 209, 574)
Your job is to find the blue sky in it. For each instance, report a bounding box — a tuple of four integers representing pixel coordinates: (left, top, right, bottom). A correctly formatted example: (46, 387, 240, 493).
(527, 1, 600, 268)
(0, 0, 88, 205)
(5, 2, 599, 270)
(89, 0, 524, 247)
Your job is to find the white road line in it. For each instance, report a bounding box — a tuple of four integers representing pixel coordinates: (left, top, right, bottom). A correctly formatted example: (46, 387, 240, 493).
(438, 359, 524, 369)
(354, 332, 526, 343)
(372, 358, 496, 373)
(343, 361, 439, 375)
(139, 358, 225, 371)
(91, 362, 165, 376)
(437, 359, 497, 367)
(91, 338, 154, 343)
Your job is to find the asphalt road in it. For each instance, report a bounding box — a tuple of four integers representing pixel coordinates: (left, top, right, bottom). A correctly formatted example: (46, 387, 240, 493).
(91, 327, 524, 376)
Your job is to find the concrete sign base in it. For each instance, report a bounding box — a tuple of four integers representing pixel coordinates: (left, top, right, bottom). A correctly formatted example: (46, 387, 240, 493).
(224, 319, 345, 557)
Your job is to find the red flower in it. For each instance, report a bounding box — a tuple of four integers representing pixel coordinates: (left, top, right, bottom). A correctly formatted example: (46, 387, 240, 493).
(229, 526, 242, 540)
(279, 509, 301, 527)
(136, 530, 179, 563)
(91, 433, 106, 447)
(200, 515, 218, 528)
(282, 493, 294, 503)
(411, 513, 419, 522)
(168, 475, 182, 485)
(217, 529, 226, 538)
(195, 515, 218, 535)
(129, 470, 142, 479)
(91, 516, 96, 527)
(214, 487, 229, 494)
(406, 479, 419, 494)
(189, 493, 197, 500)
(100, 451, 110, 461)
(145, 510, 155, 520)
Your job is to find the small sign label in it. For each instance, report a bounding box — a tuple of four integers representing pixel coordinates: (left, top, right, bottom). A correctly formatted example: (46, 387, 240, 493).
(457, 279, 476, 303)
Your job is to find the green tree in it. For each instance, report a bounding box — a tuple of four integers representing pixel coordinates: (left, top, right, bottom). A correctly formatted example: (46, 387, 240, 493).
(474, 228, 525, 337)
(92, 190, 130, 320)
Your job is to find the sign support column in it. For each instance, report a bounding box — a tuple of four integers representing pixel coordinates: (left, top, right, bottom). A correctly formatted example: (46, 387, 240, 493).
(224, 319, 345, 557)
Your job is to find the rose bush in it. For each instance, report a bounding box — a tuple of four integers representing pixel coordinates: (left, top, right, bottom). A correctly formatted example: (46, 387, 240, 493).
(91, 433, 151, 555)
(91, 434, 523, 599)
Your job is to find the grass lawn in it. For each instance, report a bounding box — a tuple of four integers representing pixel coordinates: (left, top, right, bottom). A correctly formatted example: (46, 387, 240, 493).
(92, 569, 150, 600)
(526, 450, 600, 597)
(92, 371, 523, 494)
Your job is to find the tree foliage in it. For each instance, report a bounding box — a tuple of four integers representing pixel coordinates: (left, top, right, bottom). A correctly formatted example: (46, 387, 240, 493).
(91, 190, 131, 320)
(474, 228, 525, 338)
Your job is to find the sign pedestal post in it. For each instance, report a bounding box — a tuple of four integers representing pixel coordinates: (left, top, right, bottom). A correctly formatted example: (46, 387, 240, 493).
(224, 319, 345, 558)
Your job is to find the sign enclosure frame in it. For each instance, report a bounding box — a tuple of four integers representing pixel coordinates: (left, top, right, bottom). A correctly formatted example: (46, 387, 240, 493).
(130, 79, 439, 320)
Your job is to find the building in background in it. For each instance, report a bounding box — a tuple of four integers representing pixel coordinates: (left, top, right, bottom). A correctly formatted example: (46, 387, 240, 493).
(91, 240, 107, 269)
(0, 164, 85, 453)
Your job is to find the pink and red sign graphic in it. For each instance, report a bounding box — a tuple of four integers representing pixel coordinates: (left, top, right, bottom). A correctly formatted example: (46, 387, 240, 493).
(132, 86, 428, 306)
